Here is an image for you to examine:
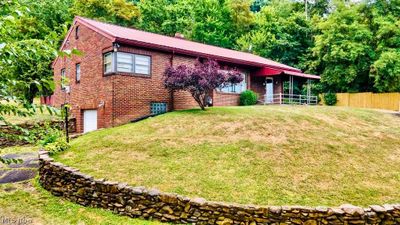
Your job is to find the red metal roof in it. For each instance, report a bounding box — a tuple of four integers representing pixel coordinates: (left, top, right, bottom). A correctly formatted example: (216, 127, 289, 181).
(74, 16, 301, 72)
(254, 67, 320, 79)
(282, 70, 320, 80)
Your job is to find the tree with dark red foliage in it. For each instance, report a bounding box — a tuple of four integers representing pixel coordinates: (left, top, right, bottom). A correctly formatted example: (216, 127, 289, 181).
(164, 59, 243, 110)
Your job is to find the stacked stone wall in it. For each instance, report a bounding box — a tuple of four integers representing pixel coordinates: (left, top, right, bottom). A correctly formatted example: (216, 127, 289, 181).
(39, 150, 400, 225)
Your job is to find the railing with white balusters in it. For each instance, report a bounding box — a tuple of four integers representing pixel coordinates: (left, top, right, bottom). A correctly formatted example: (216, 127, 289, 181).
(264, 93, 318, 105)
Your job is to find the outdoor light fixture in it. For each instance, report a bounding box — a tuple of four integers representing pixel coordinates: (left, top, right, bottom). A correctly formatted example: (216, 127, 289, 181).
(113, 43, 120, 52)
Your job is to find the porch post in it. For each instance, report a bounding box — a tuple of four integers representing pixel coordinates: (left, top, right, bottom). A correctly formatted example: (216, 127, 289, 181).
(289, 75, 293, 104)
(307, 78, 311, 104)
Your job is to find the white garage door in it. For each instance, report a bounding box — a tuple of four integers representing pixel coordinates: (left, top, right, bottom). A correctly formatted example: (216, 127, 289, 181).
(83, 110, 97, 133)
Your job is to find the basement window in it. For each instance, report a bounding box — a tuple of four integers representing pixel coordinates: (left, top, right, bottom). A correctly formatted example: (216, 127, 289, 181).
(151, 102, 167, 115)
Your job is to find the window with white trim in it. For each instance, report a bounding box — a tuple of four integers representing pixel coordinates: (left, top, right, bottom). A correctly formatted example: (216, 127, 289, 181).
(104, 53, 113, 73)
(76, 63, 81, 82)
(104, 52, 151, 75)
(61, 68, 66, 90)
(134, 54, 151, 74)
(219, 73, 247, 94)
(117, 52, 133, 73)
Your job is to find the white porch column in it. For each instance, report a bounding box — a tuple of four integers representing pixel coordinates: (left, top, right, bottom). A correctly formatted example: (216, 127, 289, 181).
(289, 75, 293, 103)
(307, 78, 311, 104)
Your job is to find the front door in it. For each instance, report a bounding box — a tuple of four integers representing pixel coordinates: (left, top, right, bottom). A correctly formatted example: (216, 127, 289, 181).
(83, 110, 98, 133)
(265, 78, 274, 103)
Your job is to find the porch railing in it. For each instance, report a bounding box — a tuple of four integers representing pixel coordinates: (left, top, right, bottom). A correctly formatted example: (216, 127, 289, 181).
(264, 93, 318, 105)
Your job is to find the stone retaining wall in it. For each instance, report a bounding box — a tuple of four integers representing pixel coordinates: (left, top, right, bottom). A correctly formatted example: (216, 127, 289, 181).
(0, 119, 76, 147)
(38, 151, 400, 225)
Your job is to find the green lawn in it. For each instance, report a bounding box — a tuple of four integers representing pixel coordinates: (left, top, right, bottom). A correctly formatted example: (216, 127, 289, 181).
(0, 145, 38, 155)
(0, 180, 163, 225)
(55, 106, 400, 206)
(0, 146, 163, 225)
(0, 98, 57, 125)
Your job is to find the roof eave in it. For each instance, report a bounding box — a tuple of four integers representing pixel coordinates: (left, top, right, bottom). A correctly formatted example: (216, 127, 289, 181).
(52, 16, 117, 68)
(114, 37, 300, 72)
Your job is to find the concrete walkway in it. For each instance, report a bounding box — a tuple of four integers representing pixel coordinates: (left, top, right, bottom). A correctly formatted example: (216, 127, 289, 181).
(0, 152, 38, 184)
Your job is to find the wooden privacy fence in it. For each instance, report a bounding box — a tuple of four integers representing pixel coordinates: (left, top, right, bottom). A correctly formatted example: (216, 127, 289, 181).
(336, 92, 400, 111)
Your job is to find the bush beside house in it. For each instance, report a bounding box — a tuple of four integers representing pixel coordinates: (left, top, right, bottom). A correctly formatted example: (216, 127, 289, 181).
(240, 90, 258, 105)
(324, 92, 337, 106)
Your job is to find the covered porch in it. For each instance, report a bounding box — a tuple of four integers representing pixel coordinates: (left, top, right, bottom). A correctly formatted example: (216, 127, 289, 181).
(251, 67, 321, 105)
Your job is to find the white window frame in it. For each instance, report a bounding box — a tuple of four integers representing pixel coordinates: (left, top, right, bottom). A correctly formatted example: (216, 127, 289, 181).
(61, 68, 66, 90)
(104, 52, 113, 74)
(219, 72, 247, 94)
(104, 52, 151, 75)
(116, 52, 134, 73)
(76, 63, 81, 82)
(134, 54, 151, 75)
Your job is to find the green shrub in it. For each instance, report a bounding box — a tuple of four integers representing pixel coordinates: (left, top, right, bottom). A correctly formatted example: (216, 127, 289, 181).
(324, 92, 337, 106)
(41, 135, 69, 155)
(33, 123, 70, 155)
(240, 90, 258, 105)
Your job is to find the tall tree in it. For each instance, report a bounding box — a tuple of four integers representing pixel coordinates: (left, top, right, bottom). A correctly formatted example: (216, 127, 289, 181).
(0, 0, 70, 102)
(189, 0, 236, 48)
(363, 0, 400, 92)
(226, 0, 255, 35)
(137, 0, 192, 36)
(237, 0, 312, 68)
(0, 0, 63, 164)
(310, 2, 374, 92)
(250, 0, 270, 12)
(370, 50, 400, 92)
(71, 0, 140, 26)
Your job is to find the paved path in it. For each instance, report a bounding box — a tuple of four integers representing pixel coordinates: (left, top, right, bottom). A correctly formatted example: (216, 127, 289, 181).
(0, 152, 38, 184)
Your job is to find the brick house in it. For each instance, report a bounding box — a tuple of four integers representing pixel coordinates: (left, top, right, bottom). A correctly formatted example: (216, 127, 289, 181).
(52, 16, 320, 133)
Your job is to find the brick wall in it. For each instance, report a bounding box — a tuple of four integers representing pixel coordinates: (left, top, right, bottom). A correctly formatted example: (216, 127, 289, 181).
(273, 76, 283, 95)
(212, 91, 240, 106)
(212, 72, 251, 106)
(250, 76, 265, 102)
(111, 46, 172, 125)
(173, 91, 199, 110)
(52, 21, 114, 133)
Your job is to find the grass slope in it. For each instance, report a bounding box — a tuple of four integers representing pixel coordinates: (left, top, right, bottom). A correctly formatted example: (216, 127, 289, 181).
(0, 180, 163, 225)
(56, 106, 400, 206)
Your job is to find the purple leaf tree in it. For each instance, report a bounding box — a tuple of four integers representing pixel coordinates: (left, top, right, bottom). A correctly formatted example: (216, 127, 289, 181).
(164, 59, 243, 110)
